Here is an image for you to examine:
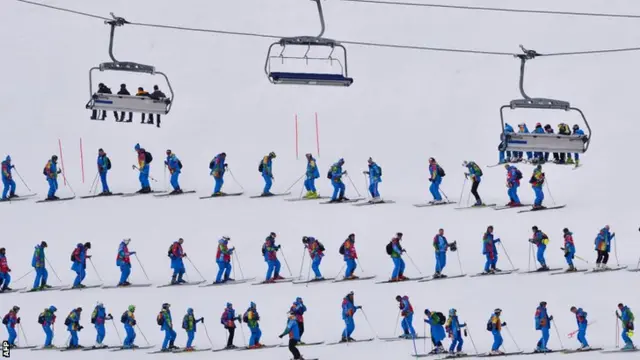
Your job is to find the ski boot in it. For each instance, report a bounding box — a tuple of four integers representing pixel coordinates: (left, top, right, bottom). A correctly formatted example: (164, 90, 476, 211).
(160, 348, 172, 352)
(578, 345, 590, 351)
(537, 265, 550, 271)
(339, 337, 349, 343)
(622, 343, 636, 351)
(566, 158, 575, 165)
(490, 350, 505, 355)
(224, 345, 237, 350)
(566, 265, 577, 272)
(261, 192, 274, 197)
(170, 275, 178, 285)
(273, 275, 285, 281)
(346, 274, 359, 280)
(433, 272, 441, 279)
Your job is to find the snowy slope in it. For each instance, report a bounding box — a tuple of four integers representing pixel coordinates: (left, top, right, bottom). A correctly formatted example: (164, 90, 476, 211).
(2, 0, 640, 358)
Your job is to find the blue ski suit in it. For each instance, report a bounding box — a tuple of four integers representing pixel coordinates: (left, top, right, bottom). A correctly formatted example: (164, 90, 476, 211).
(43, 159, 59, 198)
(169, 241, 186, 282)
(366, 161, 382, 198)
(572, 128, 585, 161)
(330, 160, 347, 201)
(71, 244, 88, 287)
(425, 312, 446, 346)
(122, 310, 137, 348)
(210, 153, 226, 194)
(1, 157, 16, 200)
(92, 305, 111, 345)
(306, 238, 324, 279)
(446, 314, 466, 352)
(433, 234, 448, 273)
(489, 313, 505, 351)
(32, 244, 48, 289)
(563, 232, 576, 267)
(428, 163, 443, 201)
(342, 295, 360, 339)
(574, 308, 589, 347)
(182, 309, 203, 348)
(116, 241, 136, 285)
(533, 124, 545, 160)
(499, 124, 514, 163)
(342, 238, 358, 278)
(216, 238, 233, 283)
(3, 310, 18, 346)
(134, 144, 150, 189)
(517, 124, 533, 160)
(389, 238, 405, 280)
(39, 306, 57, 346)
(506, 166, 521, 204)
(66, 309, 82, 347)
(482, 232, 500, 272)
(160, 309, 177, 350)
(530, 168, 545, 207)
(530, 230, 549, 267)
(619, 306, 635, 347)
(263, 236, 282, 281)
(305, 156, 320, 192)
(165, 154, 181, 191)
(97, 153, 110, 193)
(261, 155, 274, 194)
(244, 305, 262, 346)
(398, 296, 416, 337)
(535, 305, 552, 350)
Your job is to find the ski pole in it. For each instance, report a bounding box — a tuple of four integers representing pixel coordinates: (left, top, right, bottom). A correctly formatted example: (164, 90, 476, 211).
(499, 242, 516, 270)
(19, 323, 31, 346)
(297, 182, 305, 199)
(393, 310, 400, 337)
(227, 167, 245, 191)
(613, 234, 620, 267)
(304, 260, 313, 288)
(332, 263, 346, 280)
(60, 170, 76, 196)
(131, 165, 158, 182)
(13, 168, 33, 193)
(567, 321, 596, 338)
(45, 258, 63, 283)
(636, 256, 640, 271)
(404, 251, 423, 276)
(298, 247, 307, 279)
(528, 243, 533, 272)
(410, 323, 419, 357)
(545, 179, 557, 206)
(185, 256, 207, 281)
(345, 173, 363, 197)
(134, 254, 151, 281)
(89, 172, 99, 195)
(504, 325, 521, 352)
(239, 323, 248, 346)
(233, 251, 246, 280)
(423, 320, 427, 353)
(110, 318, 123, 344)
(284, 174, 305, 194)
(455, 247, 465, 275)
(356, 258, 366, 273)
(279, 246, 294, 277)
(363, 173, 371, 200)
(458, 177, 467, 206)
(88, 258, 104, 283)
(552, 320, 564, 349)
(439, 188, 450, 202)
(163, 163, 167, 192)
(202, 322, 214, 347)
(136, 324, 151, 345)
(466, 327, 479, 355)
(359, 308, 380, 339)
(574, 254, 589, 264)
(14, 269, 34, 283)
(615, 312, 620, 348)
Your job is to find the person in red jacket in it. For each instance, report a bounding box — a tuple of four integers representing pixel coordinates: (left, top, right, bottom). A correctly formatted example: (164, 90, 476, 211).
(0, 248, 12, 292)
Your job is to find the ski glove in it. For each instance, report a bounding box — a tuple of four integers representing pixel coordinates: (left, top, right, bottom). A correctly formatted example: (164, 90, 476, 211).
(356, 306, 363, 310)
(130, 251, 136, 255)
(501, 322, 507, 326)
(463, 329, 467, 337)
(200, 317, 204, 323)
(16, 318, 20, 324)
(549, 316, 553, 321)
(79, 326, 84, 331)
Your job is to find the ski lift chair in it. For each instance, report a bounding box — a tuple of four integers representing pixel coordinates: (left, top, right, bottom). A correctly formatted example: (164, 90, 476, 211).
(499, 46, 591, 154)
(86, 14, 174, 115)
(264, 0, 353, 87)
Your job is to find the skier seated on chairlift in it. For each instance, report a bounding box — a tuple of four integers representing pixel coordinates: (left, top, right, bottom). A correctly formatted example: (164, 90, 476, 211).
(90, 83, 117, 121)
(135, 85, 168, 128)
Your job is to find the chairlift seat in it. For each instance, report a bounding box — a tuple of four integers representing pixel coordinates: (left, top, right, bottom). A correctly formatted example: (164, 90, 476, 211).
(505, 133, 588, 154)
(268, 72, 353, 86)
(86, 93, 171, 115)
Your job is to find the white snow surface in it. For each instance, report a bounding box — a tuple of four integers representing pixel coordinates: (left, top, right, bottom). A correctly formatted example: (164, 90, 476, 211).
(2, 0, 640, 359)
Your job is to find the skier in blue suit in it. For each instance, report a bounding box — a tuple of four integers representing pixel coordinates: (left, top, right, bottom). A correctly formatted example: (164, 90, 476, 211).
(122, 305, 137, 349)
(446, 308, 467, 355)
(567, 125, 585, 166)
(71, 242, 91, 288)
(159, 303, 178, 351)
(395, 295, 416, 339)
(363, 157, 382, 202)
(424, 309, 446, 353)
(595, 225, 615, 270)
(341, 291, 361, 342)
(65, 307, 83, 349)
(210, 153, 227, 196)
(499, 123, 514, 164)
(304, 154, 320, 199)
(169, 238, 186, 284)
(92, 302, 113, 348)
(260, 152, 276, 196)
(39, 306, 57, 348)
(570, 306, 590, 350)
(505, 165, 522, 206)
(263, 232, 284, 282)
(1, 156, 16, 200)
(3, 306, 20, 348)
(617, 303, 635, 350)
(97, 149, 111, 195)
(517, 123, 533, 161)
(32, 241, 50, 290)
(562, 228, 577, 272)
(134, 144, 151, 193)
(534, 301, 553, 352)
(529, 226, 549, 271)
(116, 239, 136, 286)
(165, 150, 182, 194)
(532, 123, 545, 161)
(43, 155, 60, 200)
(482, 226, 501, 274)
(428, 157, 444, 203)
(215, 236, 234, 283)
(488, 309, 506, 355)
(330, 158, 348, 202)
(433, 229, 450, 278)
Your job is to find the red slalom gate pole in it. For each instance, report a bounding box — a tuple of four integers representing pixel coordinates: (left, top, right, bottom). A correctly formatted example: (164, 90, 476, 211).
(295, 114, 299, 160)
(80, 138, 85, 184)
(315, 112, 320, 157)
(58, 139, 66, 185)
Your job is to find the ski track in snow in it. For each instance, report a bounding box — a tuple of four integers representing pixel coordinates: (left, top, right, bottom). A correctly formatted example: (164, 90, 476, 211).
(2, 0, 640, 359)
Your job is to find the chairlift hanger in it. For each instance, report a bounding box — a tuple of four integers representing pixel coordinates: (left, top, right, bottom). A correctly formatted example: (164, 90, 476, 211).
(86, 13, 174, 115)
(499, 45, 592, 154)
(264, 0, 353, 87)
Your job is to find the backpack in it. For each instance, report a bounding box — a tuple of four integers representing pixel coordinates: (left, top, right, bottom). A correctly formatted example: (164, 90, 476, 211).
(339, 244, 345, 255)
(105, 157, 112, 170)
(64, 316, 71, 326)
(38, 313, 46, 325)
(121, 312, 128, 324)
(434, 312, 446, 325)
(209, 159, 216, 170)
(91, 309, 97, 324)
(385, 242, 393, 255)
(318, 242, 325, 252)
(515, 169, 523, 180)
(167, 245, 174, 258)
(157, 312, 165, 326)
(437, 165, 445, 177)
(2, 314, 8, 325)
(327, 169, 332, 179)
(486, 320, 493, 331)
(471, 162, 483, 176)
(261, 244, 266, 256)
(178, 160, 183, 169)
(145, 152, 153, 164)
(258, 161, 264, 173)
(70, 249, 77, 262)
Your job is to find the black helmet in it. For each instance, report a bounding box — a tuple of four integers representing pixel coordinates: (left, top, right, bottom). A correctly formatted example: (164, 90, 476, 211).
(41, 241, 48, 247)
(52, 155, 58, 161)
(563, 228, 569, 233)
(532, 226, 538, 232)
(84, 242, 91, 249)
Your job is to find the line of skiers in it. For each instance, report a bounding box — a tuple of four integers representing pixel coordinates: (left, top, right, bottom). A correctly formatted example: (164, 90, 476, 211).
(90, 83, 168, 128)
(500, 123, 587, 165)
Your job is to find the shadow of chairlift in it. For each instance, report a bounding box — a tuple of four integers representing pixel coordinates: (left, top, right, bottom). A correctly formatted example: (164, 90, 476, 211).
(85, 13, 174, 115)
(265, 0, 353, 87)
(499, 45, 591, 154)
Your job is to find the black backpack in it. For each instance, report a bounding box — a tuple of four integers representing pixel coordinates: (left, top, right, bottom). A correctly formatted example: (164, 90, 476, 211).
(121, 312, 128, 324)
(145, 152, 153, 164)
(327, 169, 332, 179)
(339, 244, 345, 255)
(486, 320, 494, 331)
(437, 165, 445, 177)
(318, 242, 325, 252)
(2, 314, 8, 325)
(38, 313, 45, 325)
(261, 244, 266, 256)
(70, 249, 76, 262)
(434, 312, 446, 325)
(258, 161, 264, 173)
(105, 157, 112, 170)
(167, 245, 174, 258)
(515, 169, 523, 180)
(209, 159, 216, 170)
(64, 316, 71, 326)
(157, 312, 165, 326)
(178, 160, 183, 169)
(385, 242, 393, 255)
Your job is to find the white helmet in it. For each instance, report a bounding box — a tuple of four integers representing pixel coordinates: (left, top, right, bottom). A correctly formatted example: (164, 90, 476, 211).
(123, 238, 131, 245)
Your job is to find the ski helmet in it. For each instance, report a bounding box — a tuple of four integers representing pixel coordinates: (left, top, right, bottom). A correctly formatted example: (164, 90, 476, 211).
(12, 306, 19, 312)
(563, 228, 569, 233)
(540, 301, 547, 307)
(532, 226, 538, 232)
(462, 161, 468, 167)
(41, 241, 48, 248)
(162, 303, 170, 309)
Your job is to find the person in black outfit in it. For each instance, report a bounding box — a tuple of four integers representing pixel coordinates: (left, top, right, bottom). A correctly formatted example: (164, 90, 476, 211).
(116, 84, 133, 123)
(149, 85, 167, 128)
(135, 87, 152, 125)
(91, 83, 117, 121)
